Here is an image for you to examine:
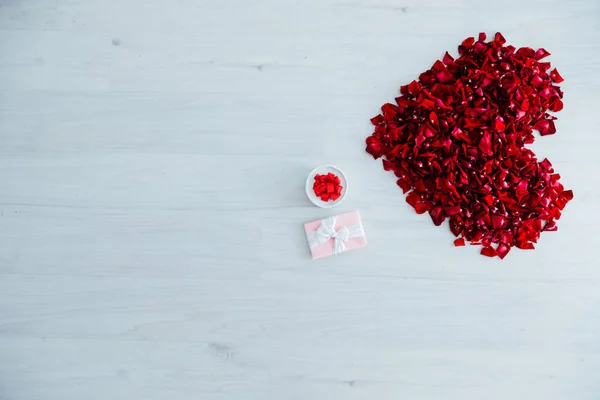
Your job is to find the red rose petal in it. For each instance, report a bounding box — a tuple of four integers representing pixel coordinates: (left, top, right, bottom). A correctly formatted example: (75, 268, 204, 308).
(535, 48, 551, 60)
(445, 205, 461, 216)
(556, 190, 573, 210)
(313, 173, 343, 203)
(407, 80, 421, 95)
(492, 215, 506, 229)
(366, 137, 383, 158)
(443, 51, 454, 65)
(414, 202, 431, 214)
(365, 32, 571, 259)
(432, 60, 453, 83)
(478, 131, 493, 156)
(497, 243, 510, 259)
(549, 97, 563, 112)
(481, 246, 498, 258)
(495, 116, 506, 132)
(406, 192, 420, 207)
(430, 206, 445, 226)
(396, 179, 411, 194)
(533, 119, 557, 136)
(516, 242, 535, 250)
(370, 115, 384, 125)
(543, 220, 558, 232)
(550, 68, 564, 83)
(382, 159, 395, 171)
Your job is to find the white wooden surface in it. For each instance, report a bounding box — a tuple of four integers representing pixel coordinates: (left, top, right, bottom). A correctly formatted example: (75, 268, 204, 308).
(1, 0, 599, 399)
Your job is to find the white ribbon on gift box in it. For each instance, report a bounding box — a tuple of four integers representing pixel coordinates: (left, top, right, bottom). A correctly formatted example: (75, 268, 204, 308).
(307, 216, 365, 255)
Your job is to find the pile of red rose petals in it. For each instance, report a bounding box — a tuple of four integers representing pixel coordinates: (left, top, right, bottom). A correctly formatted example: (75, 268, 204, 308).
(313, 173, 343, 202)
(365, 32, 573, 259)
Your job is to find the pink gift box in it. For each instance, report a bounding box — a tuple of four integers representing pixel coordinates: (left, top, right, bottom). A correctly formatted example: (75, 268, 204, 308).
(304, 210, 367, 259)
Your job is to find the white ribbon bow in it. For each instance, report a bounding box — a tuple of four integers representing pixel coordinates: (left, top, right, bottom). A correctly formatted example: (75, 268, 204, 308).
(307, 216, 365, 255)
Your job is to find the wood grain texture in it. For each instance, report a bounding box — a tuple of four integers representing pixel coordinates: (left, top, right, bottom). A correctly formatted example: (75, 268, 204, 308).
(1, 0, 600, 399)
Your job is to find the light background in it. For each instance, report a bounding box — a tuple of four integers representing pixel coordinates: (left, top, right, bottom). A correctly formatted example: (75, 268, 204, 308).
(1, 0, 599, 399)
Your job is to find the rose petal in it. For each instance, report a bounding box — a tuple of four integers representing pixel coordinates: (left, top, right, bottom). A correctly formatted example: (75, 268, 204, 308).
(432, 60, 453, 83)
(533, 119, 556, 136)
(406, 192, 420, 207)
(365, 32, 571, 259)
(550, 68, 564, 83)
(382, 159, 395, 171)
(478, 131, 493, 156)
(556, 190, 573, 210)
(370, 115, 384, 125)
(516, 242, 535, 250)
(481, 246, 497, 257)
(414, 202, 431, 214)
(535, 48, 551, 60)
(492, 215, 506, 229)
(543, 220, 558, 232)
(396, 179, 411, 194)
(366, 137, 384, 159)
(430, 206, 445, 226)
(445, 205, 461, 215)
(496, 243, 510, 259)
(549, 97, 563, 112)
(407, 80, 421, 95)
(540, 158, 553, 172)
(495, 116, 506, 132)
(443, 52, 455, 65)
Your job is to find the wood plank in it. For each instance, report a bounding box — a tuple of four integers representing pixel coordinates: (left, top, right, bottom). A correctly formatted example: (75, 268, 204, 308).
(1, 0, 599, 398)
